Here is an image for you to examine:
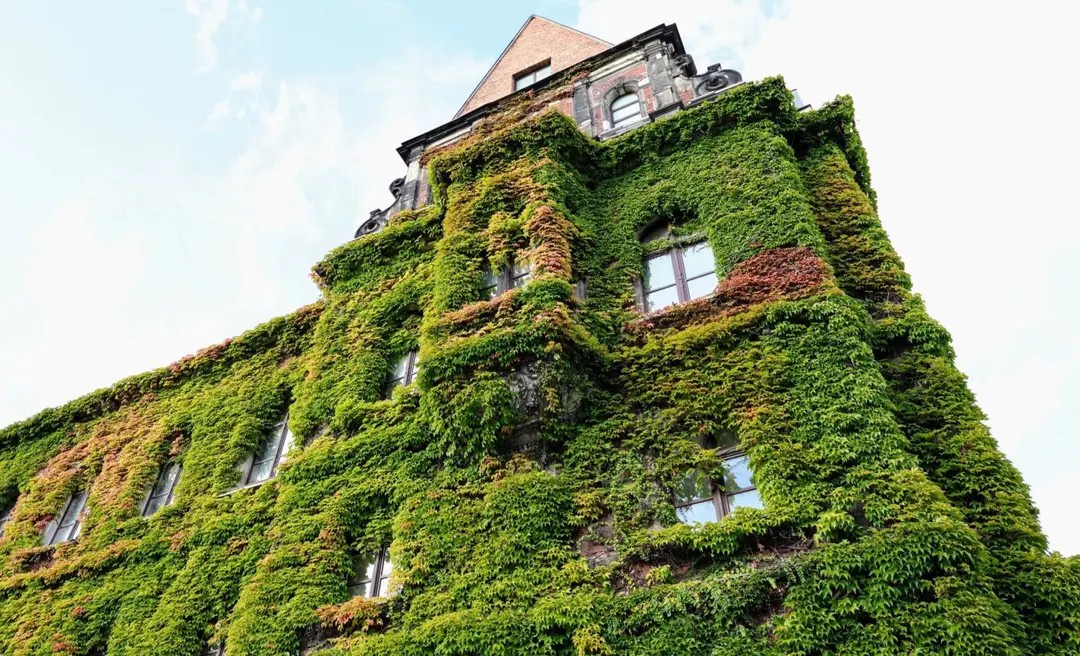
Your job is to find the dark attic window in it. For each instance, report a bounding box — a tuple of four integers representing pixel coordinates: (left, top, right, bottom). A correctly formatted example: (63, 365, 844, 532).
(141, 462, 182, 517)
(513, 60, 551, 91)
(44, 489, 88, 545)
(481, 255, 532, 300)
(640, 238, 717, 313)
(348, 548, 393, 598)
(243, 415, 294, 486)
(385, 350, 420, 398)
(674, 452, 762, 525)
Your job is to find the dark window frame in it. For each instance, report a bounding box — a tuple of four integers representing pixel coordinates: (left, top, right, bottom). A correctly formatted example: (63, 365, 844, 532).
(513, 59, 552, 91)
(636, 238, 717, 313)
(674, 449, 761, 524)
(243, 415, 293, 486)
(141, 462, 182, 517)
(45, 489, 88, 545)
(482, 255, 531, 299)
(347, 547, 393, 598)
(385, 350, 420, 398)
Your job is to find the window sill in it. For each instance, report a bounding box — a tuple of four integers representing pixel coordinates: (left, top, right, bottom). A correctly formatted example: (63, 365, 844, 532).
(218, 479, 274, 497)
(597, 116, 651, 140)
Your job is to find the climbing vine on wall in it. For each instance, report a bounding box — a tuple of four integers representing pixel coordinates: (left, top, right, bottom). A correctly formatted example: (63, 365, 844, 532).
(0, 77, 1074, 656)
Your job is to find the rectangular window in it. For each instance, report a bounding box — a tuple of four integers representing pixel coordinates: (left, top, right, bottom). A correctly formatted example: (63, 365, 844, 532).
(721, 454, 762, 510)
(674, 452, 761, 525)
(481, 255, 531, 299)
(245, 417, 294, 485)
(641, 240, 717, 312)
(142, 462, 182, 517)
(46, 489, 88, 545)
(513, 61, 552, 91)
(386, 350, 420, 397)
(348, 548, 393, 598)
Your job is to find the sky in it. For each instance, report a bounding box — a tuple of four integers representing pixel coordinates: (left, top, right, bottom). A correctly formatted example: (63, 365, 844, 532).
(0, 0, 1077, 554)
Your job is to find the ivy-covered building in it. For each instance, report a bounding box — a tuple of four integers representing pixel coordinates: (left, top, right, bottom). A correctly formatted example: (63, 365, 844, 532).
(0, 15, 1076, 656)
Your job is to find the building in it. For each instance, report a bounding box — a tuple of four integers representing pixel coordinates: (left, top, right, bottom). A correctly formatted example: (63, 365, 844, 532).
(0, 15, 1075, 656)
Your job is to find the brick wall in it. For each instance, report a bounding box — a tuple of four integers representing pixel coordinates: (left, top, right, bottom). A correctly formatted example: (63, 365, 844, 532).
(457, 17, 610, 117)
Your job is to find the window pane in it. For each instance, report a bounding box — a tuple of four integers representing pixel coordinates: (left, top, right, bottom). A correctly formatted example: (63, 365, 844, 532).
(681, 242, 716, 278)
(728, 489, 763, 510)
(674, 470, 713, 505)
(276, 426, 295, 469)
(514, 75, 530, 90)
(393, 354, 410, 383)
(348, 552, 377, 597)
(611, 93, 637, 111)
(646, 287, 679, 313)
(248, 458, 274, 484)
(255, 424, 283, 464)
(723, 455, 754, 491)
(644, 254, 676, 292)
(612, 105, 640, 123)
(512, 259, 530, 279)
(676, 499, 718, 525)
(482, 269, 499, 298)
(685, 272, 718, 300)
(535, 65, 551, 80)
(58, 490, 87, 528)
(144, 494, 168, 517)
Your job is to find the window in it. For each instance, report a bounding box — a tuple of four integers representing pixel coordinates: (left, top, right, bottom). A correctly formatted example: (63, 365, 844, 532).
(142, 462, 182, 517)
(45, 489, 88, 545)
(0, 502, 13, 538)
(642, 240, 717, 312)
(513, 61, 552, 91)
(386, 350, 420, 397)
(674, 453, 761, 525)
(610, 91, 643, 129)
(203, 641, 225, 656)
(481, 256, 531, 299)
(348, 548, 393, 598)
(244, 417, 294, 485)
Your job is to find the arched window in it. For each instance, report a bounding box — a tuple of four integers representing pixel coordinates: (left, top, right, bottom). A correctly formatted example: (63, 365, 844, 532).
(610, 91, 642, 129)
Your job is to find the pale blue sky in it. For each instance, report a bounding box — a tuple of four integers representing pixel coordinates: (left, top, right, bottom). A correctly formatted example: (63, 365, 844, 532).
(0, 1, 1076, 554)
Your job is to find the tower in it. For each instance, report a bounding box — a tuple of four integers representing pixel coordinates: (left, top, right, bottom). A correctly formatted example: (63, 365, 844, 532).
(0, 16, 1075, 656)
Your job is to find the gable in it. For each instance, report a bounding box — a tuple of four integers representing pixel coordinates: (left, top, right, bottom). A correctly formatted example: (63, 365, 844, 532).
(455, 15, 612, 118)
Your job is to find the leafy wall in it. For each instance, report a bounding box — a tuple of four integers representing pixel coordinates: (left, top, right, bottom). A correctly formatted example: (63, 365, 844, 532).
(0, 77, 1075, 655)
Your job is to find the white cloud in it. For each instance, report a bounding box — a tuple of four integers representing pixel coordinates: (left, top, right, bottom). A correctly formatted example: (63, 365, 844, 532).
(184, 0, 262, 73)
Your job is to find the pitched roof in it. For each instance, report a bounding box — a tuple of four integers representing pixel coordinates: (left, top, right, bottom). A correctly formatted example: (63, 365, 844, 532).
(454, 15, 612, 118)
